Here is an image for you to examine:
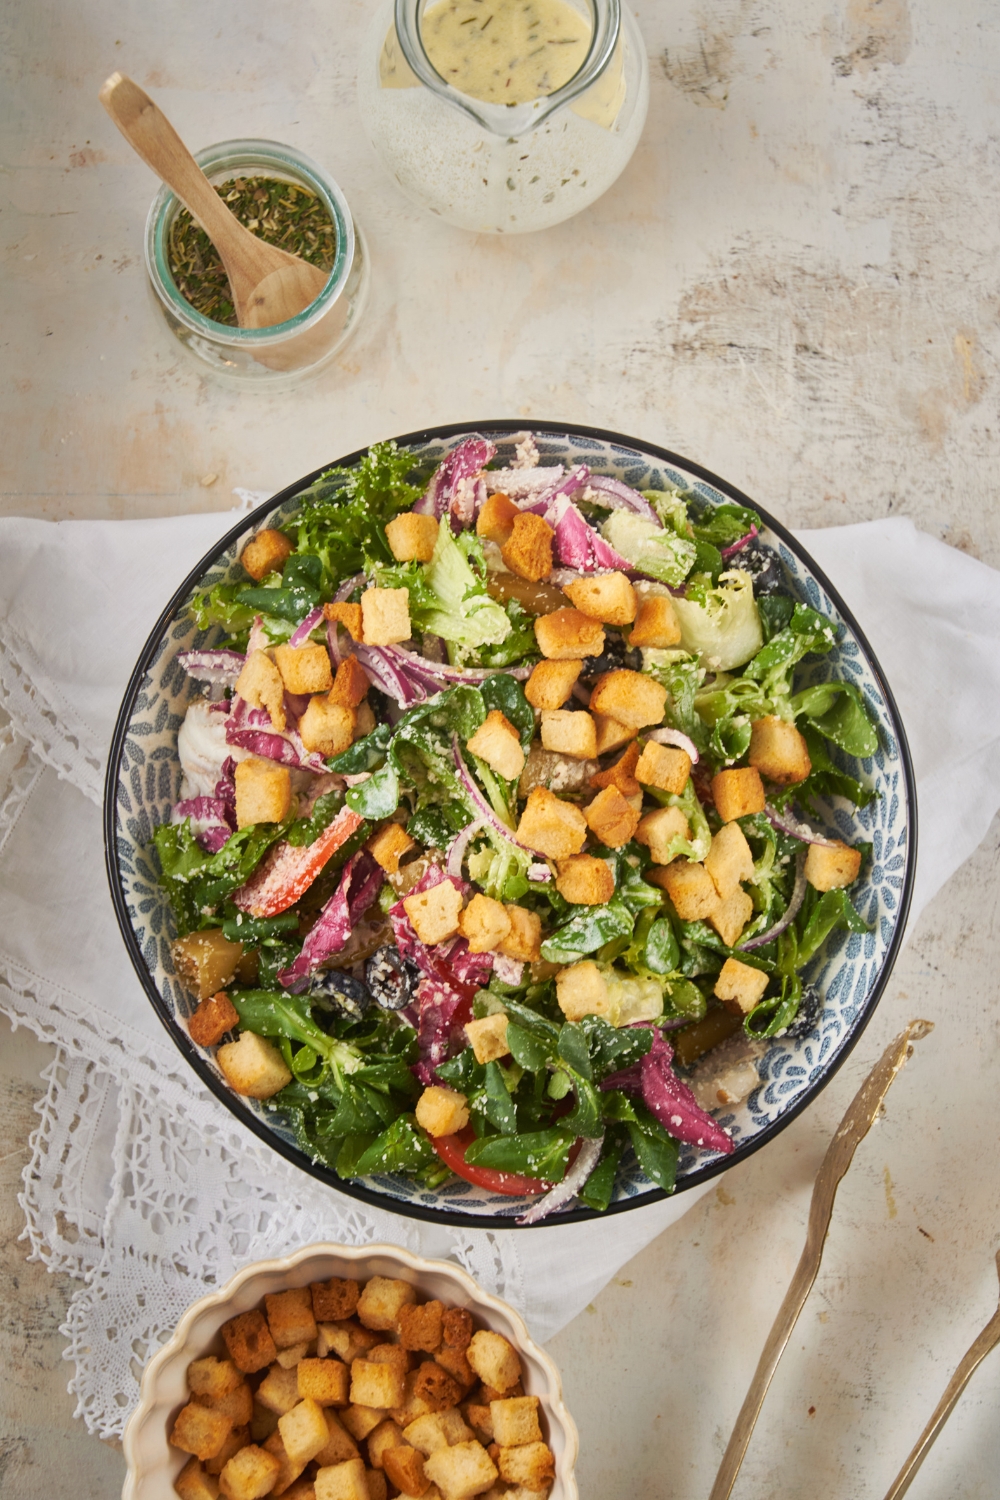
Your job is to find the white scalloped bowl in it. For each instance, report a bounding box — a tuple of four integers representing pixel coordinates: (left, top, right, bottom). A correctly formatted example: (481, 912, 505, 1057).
(122, 1241, 579, 1500)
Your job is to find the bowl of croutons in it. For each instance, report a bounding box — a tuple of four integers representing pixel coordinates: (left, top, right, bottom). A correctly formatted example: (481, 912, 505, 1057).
(122, 1241, 577, 1500)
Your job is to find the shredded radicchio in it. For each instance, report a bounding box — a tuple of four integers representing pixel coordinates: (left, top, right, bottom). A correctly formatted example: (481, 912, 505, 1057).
(278, 850, 384, 989)
(600, 1027, 734, 1156)
(170, 796, 233, 853)
(224, 695, 328, 771)
(545, 494, 634, 573)
(414, 437, 497, 520)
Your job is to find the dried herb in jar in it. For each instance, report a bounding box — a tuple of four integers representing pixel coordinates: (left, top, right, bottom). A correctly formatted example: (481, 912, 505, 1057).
(167, 176, 336, 326)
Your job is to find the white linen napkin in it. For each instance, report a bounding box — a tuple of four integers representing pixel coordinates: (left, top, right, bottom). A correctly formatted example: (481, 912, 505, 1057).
(0, 507, 997, 1436)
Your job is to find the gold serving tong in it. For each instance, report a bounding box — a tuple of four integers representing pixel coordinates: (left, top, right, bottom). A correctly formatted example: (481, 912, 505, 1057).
(710, 1019, 934, 1500)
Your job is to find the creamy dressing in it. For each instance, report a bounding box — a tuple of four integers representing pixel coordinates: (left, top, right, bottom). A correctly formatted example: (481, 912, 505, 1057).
(421, 0, 592, 104)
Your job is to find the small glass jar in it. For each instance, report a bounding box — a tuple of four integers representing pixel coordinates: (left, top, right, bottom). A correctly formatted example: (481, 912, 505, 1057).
(144, 139, 369, 386)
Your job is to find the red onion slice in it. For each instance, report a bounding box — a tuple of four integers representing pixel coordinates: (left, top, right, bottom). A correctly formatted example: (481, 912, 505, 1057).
(451, 735, 545, 855)
(720, 525, 759, 561)
(516, 1134, 604, 1224)
(583, 474, 661, 526)
(765, 803, 840, 848)
(387, 647, 531, 685)
(738, 849, 807, 951)
(177, 649, 244, 687)
(446, 820, 485, 879)
(646, 727, 700, 764)
(289, 607, 325, 648)
(334, 572, 365, 603)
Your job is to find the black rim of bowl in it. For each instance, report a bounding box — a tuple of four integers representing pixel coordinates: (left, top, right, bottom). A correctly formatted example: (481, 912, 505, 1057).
(104, 419, 918, 1229)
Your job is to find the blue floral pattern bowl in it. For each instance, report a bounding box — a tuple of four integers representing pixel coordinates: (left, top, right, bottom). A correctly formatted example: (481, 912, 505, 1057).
(105, 421, 916, 1227)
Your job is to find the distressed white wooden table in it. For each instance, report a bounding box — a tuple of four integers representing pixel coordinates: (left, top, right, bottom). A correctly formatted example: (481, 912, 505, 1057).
(2, 0, 999, 1495)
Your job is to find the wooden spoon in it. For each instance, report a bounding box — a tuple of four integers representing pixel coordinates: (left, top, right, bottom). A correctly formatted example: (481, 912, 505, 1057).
(99, 73, 329, 329)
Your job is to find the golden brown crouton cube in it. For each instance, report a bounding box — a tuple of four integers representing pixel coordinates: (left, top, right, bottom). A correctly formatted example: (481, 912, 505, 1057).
(173, 929, 244, 1002)
(441, 1309, 474, 1352)
(464, 1014, 510, 1066)
(704, 822, 755, 901)
(496, 1442, 554, 1492)
(403, 880, 464, 946)
(276, 1342, 311, 1370)
(711, 767, 766, 822)
(383, 1444, 430, 1497)
(804, 840, 863, 891)
(708, 886, 754, 948)
(555, 960, 612, 1022)
(365, 1472, 388, 1500)
(316, 1321, 380, 1364)
(564, 571, 637, 626)
(241, 529, 293, 581)
(435, 1347, 476, 1392)
(171, 1401, 233, 1461)
(524, 658, 583, 712)
(267, 1288, 319, 1350)
(204, 1425, 249, 1477)
(749, 716, 812, 785)
(218, 1443, 282, 1500)
(423, 1440, 498, 1500)
(235, 756, 293, 829)
(476, 493, 519, 547)
(515, 787, 587, 860)
(555, 854, 615, 905)
(174, 1456, 221, 1500)
(461, 1401, 494, 1444)
(635, 806, 691, 865)
(589, 670, 667, 731)
(314, 1408, 360, 1466)
(199, 1383, 254, 1428)
(467, 711, 525, 781)
(415, 1085, 470, 1139)
(404, 1410, 473, 1454)
(279, 1398, 331, 1467)
(236, 649, 287, 731)
(715, 957, 770, 1015)
(361, 588, 411, 647)
(315, 1457, 370, 1500)
(329, 655, 371, 710)
(250, 1400, 280, 1444)
(261, 1429, 306, 1495)
(489, 1397, 541, 1449)
(498, 905, 542, 963)
(590, 739, 642, 796)
(274, 642, 334, 696)
(188, 991, 240, 1049)
(500, 513, 554, 583)
(355, 700, 376, 741)
(257, 1364, 304, 1416)
(282, 1482, 318, 1500)
(324, 602, 364, 642)
(459, 894, 511, 954)
(299, 697, 356, 758)
(584, 785, 640, 849)
(655, 859, 720, 921)
(591, 713, 635, 756)
(217, 1031, 293, 1101)
(358, 1276, 419, 1333)
(369, 1344, 412, 1376)
(221, 1310, 279, 1376)
(350, 1359, 406, 1411)
(368, 1419, 405, 1469)
(311, 1279, 361, 1324)
(413, 1361, 462, 1413)
(398, 1301, 444, 1354)
(533, 607, 605, 661)
(367, 822, 416, 875)
(298, 1359, 350, 1406)
(189, 1357, 245, 1401)
(390, 1372, 436, 1429)
(628, 594, 682, 649)
(634, 740, 692, 796)
(539, 709, 597, 760)
(386, 512, 440, 564)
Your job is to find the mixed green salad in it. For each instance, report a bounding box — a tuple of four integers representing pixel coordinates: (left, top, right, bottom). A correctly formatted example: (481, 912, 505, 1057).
(154, 433, 878, 1219)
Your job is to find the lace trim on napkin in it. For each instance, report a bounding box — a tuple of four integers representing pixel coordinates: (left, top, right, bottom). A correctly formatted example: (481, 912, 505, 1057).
(0, 624, 104, 805)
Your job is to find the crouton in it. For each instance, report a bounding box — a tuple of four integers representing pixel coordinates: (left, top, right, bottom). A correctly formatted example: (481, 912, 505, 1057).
(555, 960, 612, 1021)
(250, 1401, 280, 1444)
(515, 787, 587, 860)
(358, 1277, 419, 1333)
(804, 841, 862, 891)
(324, 602, 363, 643)
(389, 1372, 436, 1429)
(635, 806, 691, 865)
(366, 822, 415, 875)
(189, 991, 240, 1048)
(314, 1408, 360, 1466)
(189, 1357, 245, 1401)
(173, 929, 244, 1002)
(361, 588, 411, 647)
(329, 655, 371, 710)
(199, 1383, 254, 1428)
(489, 1398, 541, 1449)
(369, 1344, 412, 1376)
(711, 767, 765, 822)
(398, 1301, 445, 1354)
(415, 1086, 470, 1139)
(467, 711, 525, 781)
(217, 1031, 293, 1101)
(589, 670, 667, 731)
(590, 739, 642, 796)
(365, 1472, 388, 1500)
(533, 608, 605, 661)
(403, 880, 464, 946)
(298, 1359, 350, 1406)
(539, 709, 597, 760)
(276, 1342, 311, 1370)
(257, 1364, 304, 1416)
(267, 1288, 318, 1350)
(715, 957, 769, 1015)
(496, 1442, 555, 1492)
(316, 1321, 380, 1364)
(422, 1441, 498, 1500)
(459, 894, 511, 954)
(584, 785, 640, 849)
(314, 1458, 370, 1500)
(498, 905, 542, 963)
(591, 714, 634, 756)
(555, 854, 615, 905)
(218, 1444, 282, 1500)
(368, 1419, 405, 1470)
(524, 658, 583, 712)
(341, 1406, 385, 1442)
(174, 1457, 221, 1500)
(235, 756, 292, 829)
(350, 1360, 406, 1411)
(236, 650, 287, 731)
(462, 1401, 494, 1444)
(464, 1014, 510, 1066)
(476, 493, 519, 547)
(221, 1311, 279, 1376)
(500, 513, 554, 583)
(311, 1279, 361, 1324)
(386, 512, 440, 564)
(435, 1347, 476, 1392)
(383, 1444, 430, 1497)
(274, 642, 334, 696)
(749, 716, 812, 785)
(628, 594, 682, 649)
(405, 1410, 473, 1454)
(261, 1430, 307, 1495)
(634, 741, 691, 796)
(171, 1402, 233, 1461)
(708, 886, 754, 948)
(412, 1361, 462, 1413)
(705, 822, 755, 901)
(298, 698, 356, 758)
(354, 700, 376, 740)
(241, 528, 294, 581)
(442, 1309, 474, 1352)
(279, 1399, 331, 1468)
(564, 572, 637, 626)
(654, 859, 719, 921)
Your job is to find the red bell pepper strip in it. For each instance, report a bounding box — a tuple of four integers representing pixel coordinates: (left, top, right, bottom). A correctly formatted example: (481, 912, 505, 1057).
(232, 806, 364, 918)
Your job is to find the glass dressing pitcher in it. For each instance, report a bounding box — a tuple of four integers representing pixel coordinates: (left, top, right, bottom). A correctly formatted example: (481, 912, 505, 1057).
(358, 0, 649, 233)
